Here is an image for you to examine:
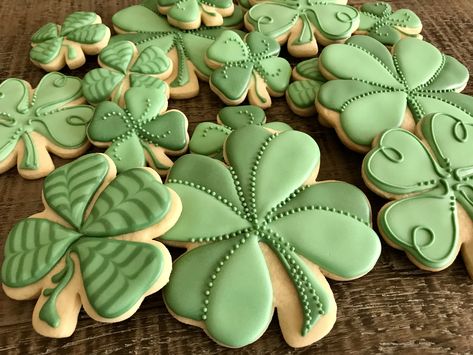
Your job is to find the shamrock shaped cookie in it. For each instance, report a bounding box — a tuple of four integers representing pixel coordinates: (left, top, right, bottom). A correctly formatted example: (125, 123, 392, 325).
(206, 31, 292, 109)
(163, 125, 381, 348)
(356, 2, 422, 46)
(112, 4, 244, 99)
(1, 153, 181, 337)
(83, 41, 171, 106)
(30, 12, 111, 71)
(190, 105, 291, 159)
(363, 113, 473, 276)
(0, 72, 92, 179)
(317, 36, 471, 152)
(88, 87, 189, 174)
(244, 0, 360, 57)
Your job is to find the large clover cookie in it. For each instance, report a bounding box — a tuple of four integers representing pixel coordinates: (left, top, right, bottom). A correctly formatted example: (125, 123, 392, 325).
(363, 113, 473, 276)
(30, 12, 111, 71)
(244, 0, 359, 58)
(317, 36, 471, 152)
(206, 31, 291, 109)
(112, 4, 243, 99)
(1, 153, 181, 337)
(0, 72, 92, 179)
(163, 125, 381, 347)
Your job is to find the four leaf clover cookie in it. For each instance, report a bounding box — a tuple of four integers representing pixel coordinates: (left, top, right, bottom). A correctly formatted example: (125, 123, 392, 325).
(1, 153, 181, 337)
(190, 105, 291, 159)
(206, 31, 292, 109)
(0, 72, 92, 179)
(163, 125, 381, 347)
(30, 12, 111, 71)
(83, 41, 172, 106)
(244, 0, 360, 57)
(317, 35, 472, 152)
(88, 87, 189, 174)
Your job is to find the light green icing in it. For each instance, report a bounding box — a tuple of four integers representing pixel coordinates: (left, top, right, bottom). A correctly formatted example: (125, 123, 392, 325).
(1, 153, 172, 330)
(189, 105, 291, 158)
(163, 126, 381, 347)
(0, 73, 92, 173)
(83, 41, 170, 105)
(87, 87, 188, 173)
(246, 0, 359, 57)
(318, 36, 471, 147)
(207, 31, 291, 107)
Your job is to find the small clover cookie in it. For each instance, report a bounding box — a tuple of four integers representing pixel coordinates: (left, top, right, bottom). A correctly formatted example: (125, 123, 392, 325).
(1, 153, 181, 337)
(83, 41, 172, 106)
(317, 36, 471, 153)
(0, 72, 92, 179)
(30, 12, 111, 71)
(244, 0, 359, 58)
(88, 87, 189, 174)
(363, 113, 473, 276)
(163, 125, 381, 348)
(356, 2, 422, 46)
(206, 31, 291, 109)
(190, 105, 291, 159)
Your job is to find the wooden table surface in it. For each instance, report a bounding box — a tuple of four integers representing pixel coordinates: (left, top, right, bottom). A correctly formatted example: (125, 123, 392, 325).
(0, 0, 473, 353)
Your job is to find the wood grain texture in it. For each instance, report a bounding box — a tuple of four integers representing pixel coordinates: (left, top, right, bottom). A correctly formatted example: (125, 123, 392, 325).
(1, 0, 473, 353)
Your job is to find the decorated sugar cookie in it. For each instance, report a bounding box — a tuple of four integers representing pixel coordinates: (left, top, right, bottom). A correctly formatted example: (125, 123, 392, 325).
(237, 0, 251, 11)
(1, 153, 181, 337)
(30, 12, 111, 71)
(206, 31, 292, 109)
(163, 125, 381, 348)
(286, 58, 327, 117)
(88, 87, 189, 174)
(0, 72, 92, 179)
(356, 2, 422, 46)
(112, 4, 244, 99)
(244, 0, 359, 58)
(83, 41, 171, 106)
(363, 113, 473, 276)
(317, 36, 471, 152)
(190, 105, 291, 159)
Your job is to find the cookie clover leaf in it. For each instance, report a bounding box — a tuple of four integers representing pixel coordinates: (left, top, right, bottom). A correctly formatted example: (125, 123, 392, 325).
(190, 105, 291, 159)
(0, 72, 92, 179)
(88, 87, 189, 174)
(1, 153, 181, 337)
(244, 0, 359, 58)
(30, 12, 111, 71)
(363, 113, 473, 275)
(356, 2, 423, 46)
(163, 125, 381, 347)
(112, 4, 244, 99)
(317, 36, 472, 152)
(206, 31, 292, 109)
(83, 41, 171, 106)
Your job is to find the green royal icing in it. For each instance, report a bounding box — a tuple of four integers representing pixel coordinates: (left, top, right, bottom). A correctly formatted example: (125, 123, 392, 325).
(246, 0, 359, 57)
(1, 154, 172, 329)
(363, 113, 473, 271)
(190, 105, 291, 158)
(206, 31, 291, 108)
(163, 125, 381, 347)
(0, 72, 92, 172)
(318, 35, 472, 149)
(357, 2, 422, 46)
(83, 41, 171, 105)
(88, 87, 188, 173)
(30, 12, 109, 66)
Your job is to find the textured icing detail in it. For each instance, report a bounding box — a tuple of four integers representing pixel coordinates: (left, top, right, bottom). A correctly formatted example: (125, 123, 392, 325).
(363, 113, 473, 271)
(245, 0, 360, 57)
(189, 105, 291, 158)
(164, 126, 381, 347)
(87, 87, 188, 174)
(318, 36, 471, 148)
